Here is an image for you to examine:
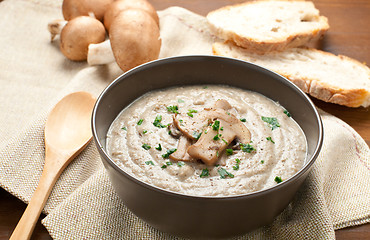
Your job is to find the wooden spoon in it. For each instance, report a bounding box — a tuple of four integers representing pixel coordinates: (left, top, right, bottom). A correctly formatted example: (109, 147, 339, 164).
(10, 91, 96, 240)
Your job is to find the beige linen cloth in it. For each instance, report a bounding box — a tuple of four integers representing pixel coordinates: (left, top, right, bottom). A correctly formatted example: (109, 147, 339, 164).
(0, 0, 369, 239)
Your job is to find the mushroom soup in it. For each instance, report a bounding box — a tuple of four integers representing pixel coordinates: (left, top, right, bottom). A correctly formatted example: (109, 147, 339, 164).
(106, 85, 307, 196)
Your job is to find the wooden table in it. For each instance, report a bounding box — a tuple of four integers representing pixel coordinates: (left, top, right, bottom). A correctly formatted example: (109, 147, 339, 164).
(1, 0, 369, 239)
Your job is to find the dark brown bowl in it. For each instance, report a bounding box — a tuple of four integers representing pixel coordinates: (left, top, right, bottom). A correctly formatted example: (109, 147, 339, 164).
(92, 56, 323, 239)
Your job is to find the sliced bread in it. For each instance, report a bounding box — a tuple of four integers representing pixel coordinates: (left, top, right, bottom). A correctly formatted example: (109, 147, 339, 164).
(213, 41, 370, 108)
(207, 0, 329, 53)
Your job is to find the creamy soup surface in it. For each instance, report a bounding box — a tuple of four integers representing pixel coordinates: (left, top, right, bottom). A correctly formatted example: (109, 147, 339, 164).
(106, 85, 307, 197)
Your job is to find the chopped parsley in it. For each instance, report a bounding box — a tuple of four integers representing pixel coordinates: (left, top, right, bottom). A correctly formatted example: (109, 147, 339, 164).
(218, 168, 234, 179)
(283, 110, 291, 117)
(137, 119, 144, 125)
(121, 126, 127, 131)
(240, 118, 247, 122)
(274, 176, 282, 183)
(153, 115, 167, 128)
(222, 138, 228, 145)
(262, 116, 280, 130)
(178, 99, 185, 103)
(213, 134, 220, 141)
(143, 130, 148, 134)
(161, 165, 167, 169)
(193, 131, 202, 140)
(155, 144, 162, 151)
(240, 143, 256, 153)
(266, 137, 275, 144)
(177, 161, 185, 167)
(166, 161, 173, 166)
(200, 168, 209, 178)
(220, 127, 224, 131)
(261, 160, 265, 164)
(212, 120, 220, 131)
(162, 148, 177, 158)
(142, 144, 151, 150)
(203, 86, 208, 89)
(187, 109, 198, 117)
(233, 158, 241, 170)
(145, 161, 154, 165)
(226, 149, 233, 156)
(167, 105, 179, 114)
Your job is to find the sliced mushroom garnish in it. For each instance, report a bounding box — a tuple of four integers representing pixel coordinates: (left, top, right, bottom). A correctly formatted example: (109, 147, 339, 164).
(213, 99, 232, 110)
(187, 115, 251, 165)
(171, 99, 252, 165)
(174, 108, 250, 141)
(169, 136, 195, 162)
(168, 122, 182, 138)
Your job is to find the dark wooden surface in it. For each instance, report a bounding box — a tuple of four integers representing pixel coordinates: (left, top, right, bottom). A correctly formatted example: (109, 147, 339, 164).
(1, 0, 369, 239)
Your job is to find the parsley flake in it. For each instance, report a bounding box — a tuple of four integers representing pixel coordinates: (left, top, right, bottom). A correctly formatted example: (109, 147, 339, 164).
(166, 161, 173, 166)
(261, 160, 265, 164)
(162, 148, 177, 158)
(153, 115, 167, 128)
(240, 118, 247, 122)
(262, 116, 280, 130)
(137, 119, 144, 125)
(155, 144, 162, 151)
(142, 144, 151, 150)
(178, 99, 185, 103)
(187, 109, 198, 117)
(145, 161, 154, 165)
(213, 134, 220, 141)
(177, 161, 185, 167)
(275, 176, 282, 183)
(222, 138, 228, 145)
(161, 165, 167, 169)
(143, 130, 148, 134)
(200, 168, 209, 178)
(240, 143, 256, 153)
(283, 110, 291, 117)
(226, 149, 233, 156)
(167, 105, 179, 114)
(266, 137, 275, 144)
(233, 159, 240, 170)
(212, 120, 220, 131)
(193, 131, 202, 140)
(218, 168, 234, 179)
(121, 126, 127, 131)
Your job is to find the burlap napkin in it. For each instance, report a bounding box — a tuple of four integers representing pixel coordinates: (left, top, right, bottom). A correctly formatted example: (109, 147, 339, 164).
(0, 0, 369, 239)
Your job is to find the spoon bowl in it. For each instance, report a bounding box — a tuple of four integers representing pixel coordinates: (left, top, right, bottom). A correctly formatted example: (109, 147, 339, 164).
(10, 91, 96, 240)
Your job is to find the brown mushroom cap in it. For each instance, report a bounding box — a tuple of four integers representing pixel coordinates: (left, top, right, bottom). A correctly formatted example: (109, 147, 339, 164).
(62, 0, 114, 21)
(109, 9, 161, 72)
(104, 0, 159, 32)
(60, 16, 106, 61)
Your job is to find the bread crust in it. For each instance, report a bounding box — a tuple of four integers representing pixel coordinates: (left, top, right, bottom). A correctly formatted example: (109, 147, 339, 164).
(207, 0, 329, 54)
(212, 42, 370, 108)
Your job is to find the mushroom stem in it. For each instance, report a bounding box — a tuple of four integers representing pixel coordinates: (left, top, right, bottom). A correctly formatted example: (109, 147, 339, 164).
(47, 19, 67, 41)
(87, 40, 115, 65)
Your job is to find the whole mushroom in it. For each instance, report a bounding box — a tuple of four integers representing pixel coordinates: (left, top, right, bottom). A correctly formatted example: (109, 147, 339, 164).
(104, 0, 159, 32)
(109, 8, 161, 71)
(60, 16, 106, 61)
(62, 0, 114, 21)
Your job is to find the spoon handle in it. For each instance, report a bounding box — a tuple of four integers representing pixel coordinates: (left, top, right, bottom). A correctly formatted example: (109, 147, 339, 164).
(9, 161, 61, 240)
